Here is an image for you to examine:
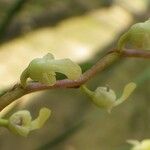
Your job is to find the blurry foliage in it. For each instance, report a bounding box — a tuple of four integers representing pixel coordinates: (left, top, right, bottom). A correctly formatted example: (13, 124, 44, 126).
(0, 0, 113, 41)
(0, 0, 27, 40)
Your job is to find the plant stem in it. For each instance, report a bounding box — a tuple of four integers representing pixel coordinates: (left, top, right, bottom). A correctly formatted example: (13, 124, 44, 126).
(0, 49, 149, 111)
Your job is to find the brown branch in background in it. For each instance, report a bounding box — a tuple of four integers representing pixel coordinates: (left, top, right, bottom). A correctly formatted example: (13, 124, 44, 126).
(0, 49, 149, 110)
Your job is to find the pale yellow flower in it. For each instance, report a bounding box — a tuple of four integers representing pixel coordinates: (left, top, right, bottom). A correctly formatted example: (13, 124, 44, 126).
(20, 53, 82, 87)
(8, 107, 51, 137)
(128, 139, 150, 150)
(81, 82, 136, 112)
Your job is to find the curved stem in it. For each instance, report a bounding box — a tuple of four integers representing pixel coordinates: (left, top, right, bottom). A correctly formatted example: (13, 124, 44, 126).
(80, 85, 94, 98)
(121, 49, 150, 59)
(0, 49, 150, 111)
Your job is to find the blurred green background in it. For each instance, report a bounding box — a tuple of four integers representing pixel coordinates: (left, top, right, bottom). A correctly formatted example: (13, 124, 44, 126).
(0, 0, 149, 150)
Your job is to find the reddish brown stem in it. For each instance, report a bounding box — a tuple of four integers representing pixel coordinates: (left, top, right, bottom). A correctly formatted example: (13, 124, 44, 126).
(0, 49, 149, 110)
(121, 49, 150, 59)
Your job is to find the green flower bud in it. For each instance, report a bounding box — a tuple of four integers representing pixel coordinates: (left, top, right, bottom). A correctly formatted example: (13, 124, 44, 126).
(128, 139, 150, 150)
(20, 53, 82, 87)
(117, 19, 150, 50)
(81, 82, 136, 112)
(8, 107, 51, 137)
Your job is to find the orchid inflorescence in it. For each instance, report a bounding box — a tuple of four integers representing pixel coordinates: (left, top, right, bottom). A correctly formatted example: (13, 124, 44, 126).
(1, 18, 149, 137)
(0, 52, 137, 136)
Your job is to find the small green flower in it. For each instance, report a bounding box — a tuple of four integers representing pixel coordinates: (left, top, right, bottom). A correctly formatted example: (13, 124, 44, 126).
(81, 82, 136, 112)
(117, 19, 150, 50)
(8, 107, 51, 137)
(20, 53, 82, 87)
(128, 139, 150, 150)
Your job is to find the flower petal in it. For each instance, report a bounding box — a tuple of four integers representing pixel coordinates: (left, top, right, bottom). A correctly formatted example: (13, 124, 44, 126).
(114, 82, 136, 106)
(49, 58, 82, 80)
(30, 107, 51, 130)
